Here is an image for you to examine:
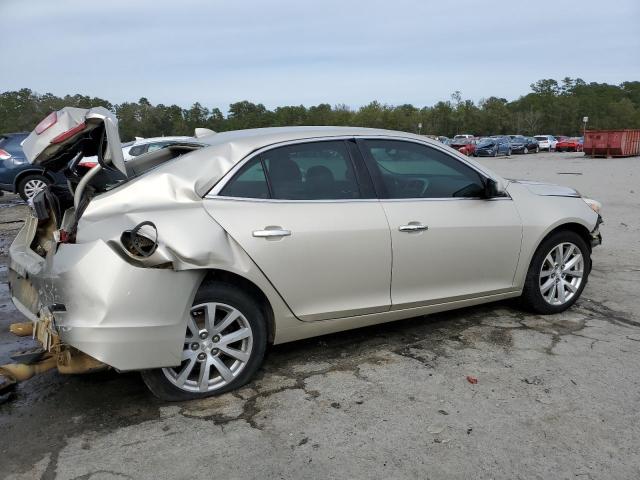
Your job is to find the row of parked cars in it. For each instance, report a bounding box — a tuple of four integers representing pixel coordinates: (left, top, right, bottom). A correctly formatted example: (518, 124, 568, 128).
(438, 134, 584, 157)
(0, 132, 201, 199)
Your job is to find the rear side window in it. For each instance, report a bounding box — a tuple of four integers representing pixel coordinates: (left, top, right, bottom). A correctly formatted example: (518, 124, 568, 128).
(362, 140, 485, 199)
(220, 141, 361, 200)
(220, 159, 270, 199)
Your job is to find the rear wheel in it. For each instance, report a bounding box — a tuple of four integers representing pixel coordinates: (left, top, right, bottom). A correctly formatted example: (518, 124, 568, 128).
(520, 230, 591, 314)
(17, 174, 50, 201)
(141, 282, 267, 401)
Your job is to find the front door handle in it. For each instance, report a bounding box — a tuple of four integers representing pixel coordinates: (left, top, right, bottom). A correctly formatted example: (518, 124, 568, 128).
(253, 227, 291, 238)
(398, 223, 429, 232)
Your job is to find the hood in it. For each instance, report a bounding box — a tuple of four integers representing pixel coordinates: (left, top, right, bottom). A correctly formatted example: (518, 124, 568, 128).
(508, 179, 580, 197)
(22, 107, 126, 175)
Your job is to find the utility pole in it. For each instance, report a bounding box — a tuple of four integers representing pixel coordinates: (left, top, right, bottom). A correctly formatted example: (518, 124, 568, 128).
(582, 116, 588, 138)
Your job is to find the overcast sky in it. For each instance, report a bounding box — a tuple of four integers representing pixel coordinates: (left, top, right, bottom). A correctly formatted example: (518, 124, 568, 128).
(1, 0, 639, 110)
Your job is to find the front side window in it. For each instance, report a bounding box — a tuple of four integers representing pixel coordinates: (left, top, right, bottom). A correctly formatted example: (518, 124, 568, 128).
(362, 139, 485, 199)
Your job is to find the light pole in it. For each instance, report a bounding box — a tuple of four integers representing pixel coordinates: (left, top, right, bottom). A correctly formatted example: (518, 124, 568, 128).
(417, 122, 422, 135)
(582, 116, 588, 138)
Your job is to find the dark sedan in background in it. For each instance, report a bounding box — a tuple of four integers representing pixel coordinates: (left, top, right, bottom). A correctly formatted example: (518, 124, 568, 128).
(509, 135, 540, 154)
(475, 136, 512, 156)
(0, 132, 66, 200)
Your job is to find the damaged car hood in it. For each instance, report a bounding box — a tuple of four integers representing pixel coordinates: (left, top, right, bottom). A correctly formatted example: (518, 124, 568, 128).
(508, 179, 580, 198)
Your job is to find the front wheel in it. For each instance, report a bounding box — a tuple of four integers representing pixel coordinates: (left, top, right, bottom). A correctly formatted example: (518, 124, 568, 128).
(519, 230, 591, 314)
(141, 282, 268, 401)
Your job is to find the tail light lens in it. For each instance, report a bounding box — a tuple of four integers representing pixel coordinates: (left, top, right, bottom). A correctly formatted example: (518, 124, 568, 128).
(35, 112, 58, 134)
(0, 149, 11, 160)
(79, 161, 98, 168)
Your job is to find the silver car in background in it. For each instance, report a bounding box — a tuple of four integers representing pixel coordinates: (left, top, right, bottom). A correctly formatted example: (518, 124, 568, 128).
(9, 107, 602, 400)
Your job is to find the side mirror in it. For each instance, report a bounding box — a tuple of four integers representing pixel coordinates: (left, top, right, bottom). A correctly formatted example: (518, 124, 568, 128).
(483, 178, 501, 199)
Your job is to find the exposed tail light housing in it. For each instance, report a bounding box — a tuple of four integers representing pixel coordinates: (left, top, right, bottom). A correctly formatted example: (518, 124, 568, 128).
(51, 122, 86, 144)
(0, 149, 11, 160)
(35, 112, 58, 134)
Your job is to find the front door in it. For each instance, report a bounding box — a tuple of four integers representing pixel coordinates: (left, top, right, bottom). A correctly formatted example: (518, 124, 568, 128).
(204, 139, 392, 321)
(358, 138, 522, 308)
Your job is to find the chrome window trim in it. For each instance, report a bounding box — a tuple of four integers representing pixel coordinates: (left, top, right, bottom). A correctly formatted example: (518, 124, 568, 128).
(205, 134, 511, 202)
(206, 196, 512, 204)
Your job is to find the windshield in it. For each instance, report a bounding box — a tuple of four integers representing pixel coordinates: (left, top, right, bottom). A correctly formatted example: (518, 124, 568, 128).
(478, 139, 495, 146)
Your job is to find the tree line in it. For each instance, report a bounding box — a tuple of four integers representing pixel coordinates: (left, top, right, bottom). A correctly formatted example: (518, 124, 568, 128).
(1, 78, 638, 142)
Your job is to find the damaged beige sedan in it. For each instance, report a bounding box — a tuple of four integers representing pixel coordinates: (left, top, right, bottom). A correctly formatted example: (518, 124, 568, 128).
(6, 107, 603, 400)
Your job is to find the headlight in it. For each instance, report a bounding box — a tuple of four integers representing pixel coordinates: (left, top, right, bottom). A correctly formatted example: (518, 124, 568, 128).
(582, 197, 602, 214)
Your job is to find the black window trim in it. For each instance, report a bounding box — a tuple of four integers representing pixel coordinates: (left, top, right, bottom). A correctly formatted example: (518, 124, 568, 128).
(207, 135, 509, 202)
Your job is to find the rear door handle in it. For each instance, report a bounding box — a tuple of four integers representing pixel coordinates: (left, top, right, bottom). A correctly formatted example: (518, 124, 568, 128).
(253, 228, 291, 238)
(398, 223, 428, 232)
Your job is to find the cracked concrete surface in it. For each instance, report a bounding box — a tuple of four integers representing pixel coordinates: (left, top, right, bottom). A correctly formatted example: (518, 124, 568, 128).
(1, 152, 639, 479)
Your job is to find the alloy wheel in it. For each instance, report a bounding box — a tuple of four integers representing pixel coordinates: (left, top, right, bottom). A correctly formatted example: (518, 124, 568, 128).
(539, 242, 584, 306)
(162, 302, 253, 393)
(23, 179, 48, 199)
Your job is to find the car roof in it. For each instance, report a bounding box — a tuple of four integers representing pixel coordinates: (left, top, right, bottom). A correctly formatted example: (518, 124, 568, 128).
(195, 126, 430, 147)
(0, 132, 29, 138)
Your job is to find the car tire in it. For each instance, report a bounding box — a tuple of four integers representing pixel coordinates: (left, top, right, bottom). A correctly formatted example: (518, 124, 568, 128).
(519, 230, 591, 314)
(17, 174, 50, 201)
(535, 147, 540, 153)
(141, 281, 268, 401)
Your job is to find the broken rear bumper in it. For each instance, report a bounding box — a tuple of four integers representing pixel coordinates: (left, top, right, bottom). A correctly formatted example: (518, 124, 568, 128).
(9, 216, 204, 371)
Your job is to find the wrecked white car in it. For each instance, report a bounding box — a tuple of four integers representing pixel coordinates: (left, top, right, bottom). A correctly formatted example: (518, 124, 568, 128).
(6, 107, 602, 400)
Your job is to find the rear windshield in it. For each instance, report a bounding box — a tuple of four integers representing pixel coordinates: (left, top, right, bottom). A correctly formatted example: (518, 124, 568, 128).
(534, 136, 547, 141)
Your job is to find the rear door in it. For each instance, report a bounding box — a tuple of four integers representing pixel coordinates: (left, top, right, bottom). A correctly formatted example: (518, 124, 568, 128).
(358, 138, 522, 308)
(204, 139, 392, 321)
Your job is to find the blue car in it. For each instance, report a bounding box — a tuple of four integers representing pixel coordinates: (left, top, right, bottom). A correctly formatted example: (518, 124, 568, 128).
(474, 136, 512, 157)
(0, 132, 66, 200)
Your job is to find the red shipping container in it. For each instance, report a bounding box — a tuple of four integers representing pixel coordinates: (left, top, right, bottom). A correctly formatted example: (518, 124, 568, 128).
(583, 129, 640, 157)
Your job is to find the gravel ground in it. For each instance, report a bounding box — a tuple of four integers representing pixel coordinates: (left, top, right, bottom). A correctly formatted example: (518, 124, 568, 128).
(1, 151, 639, 480)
